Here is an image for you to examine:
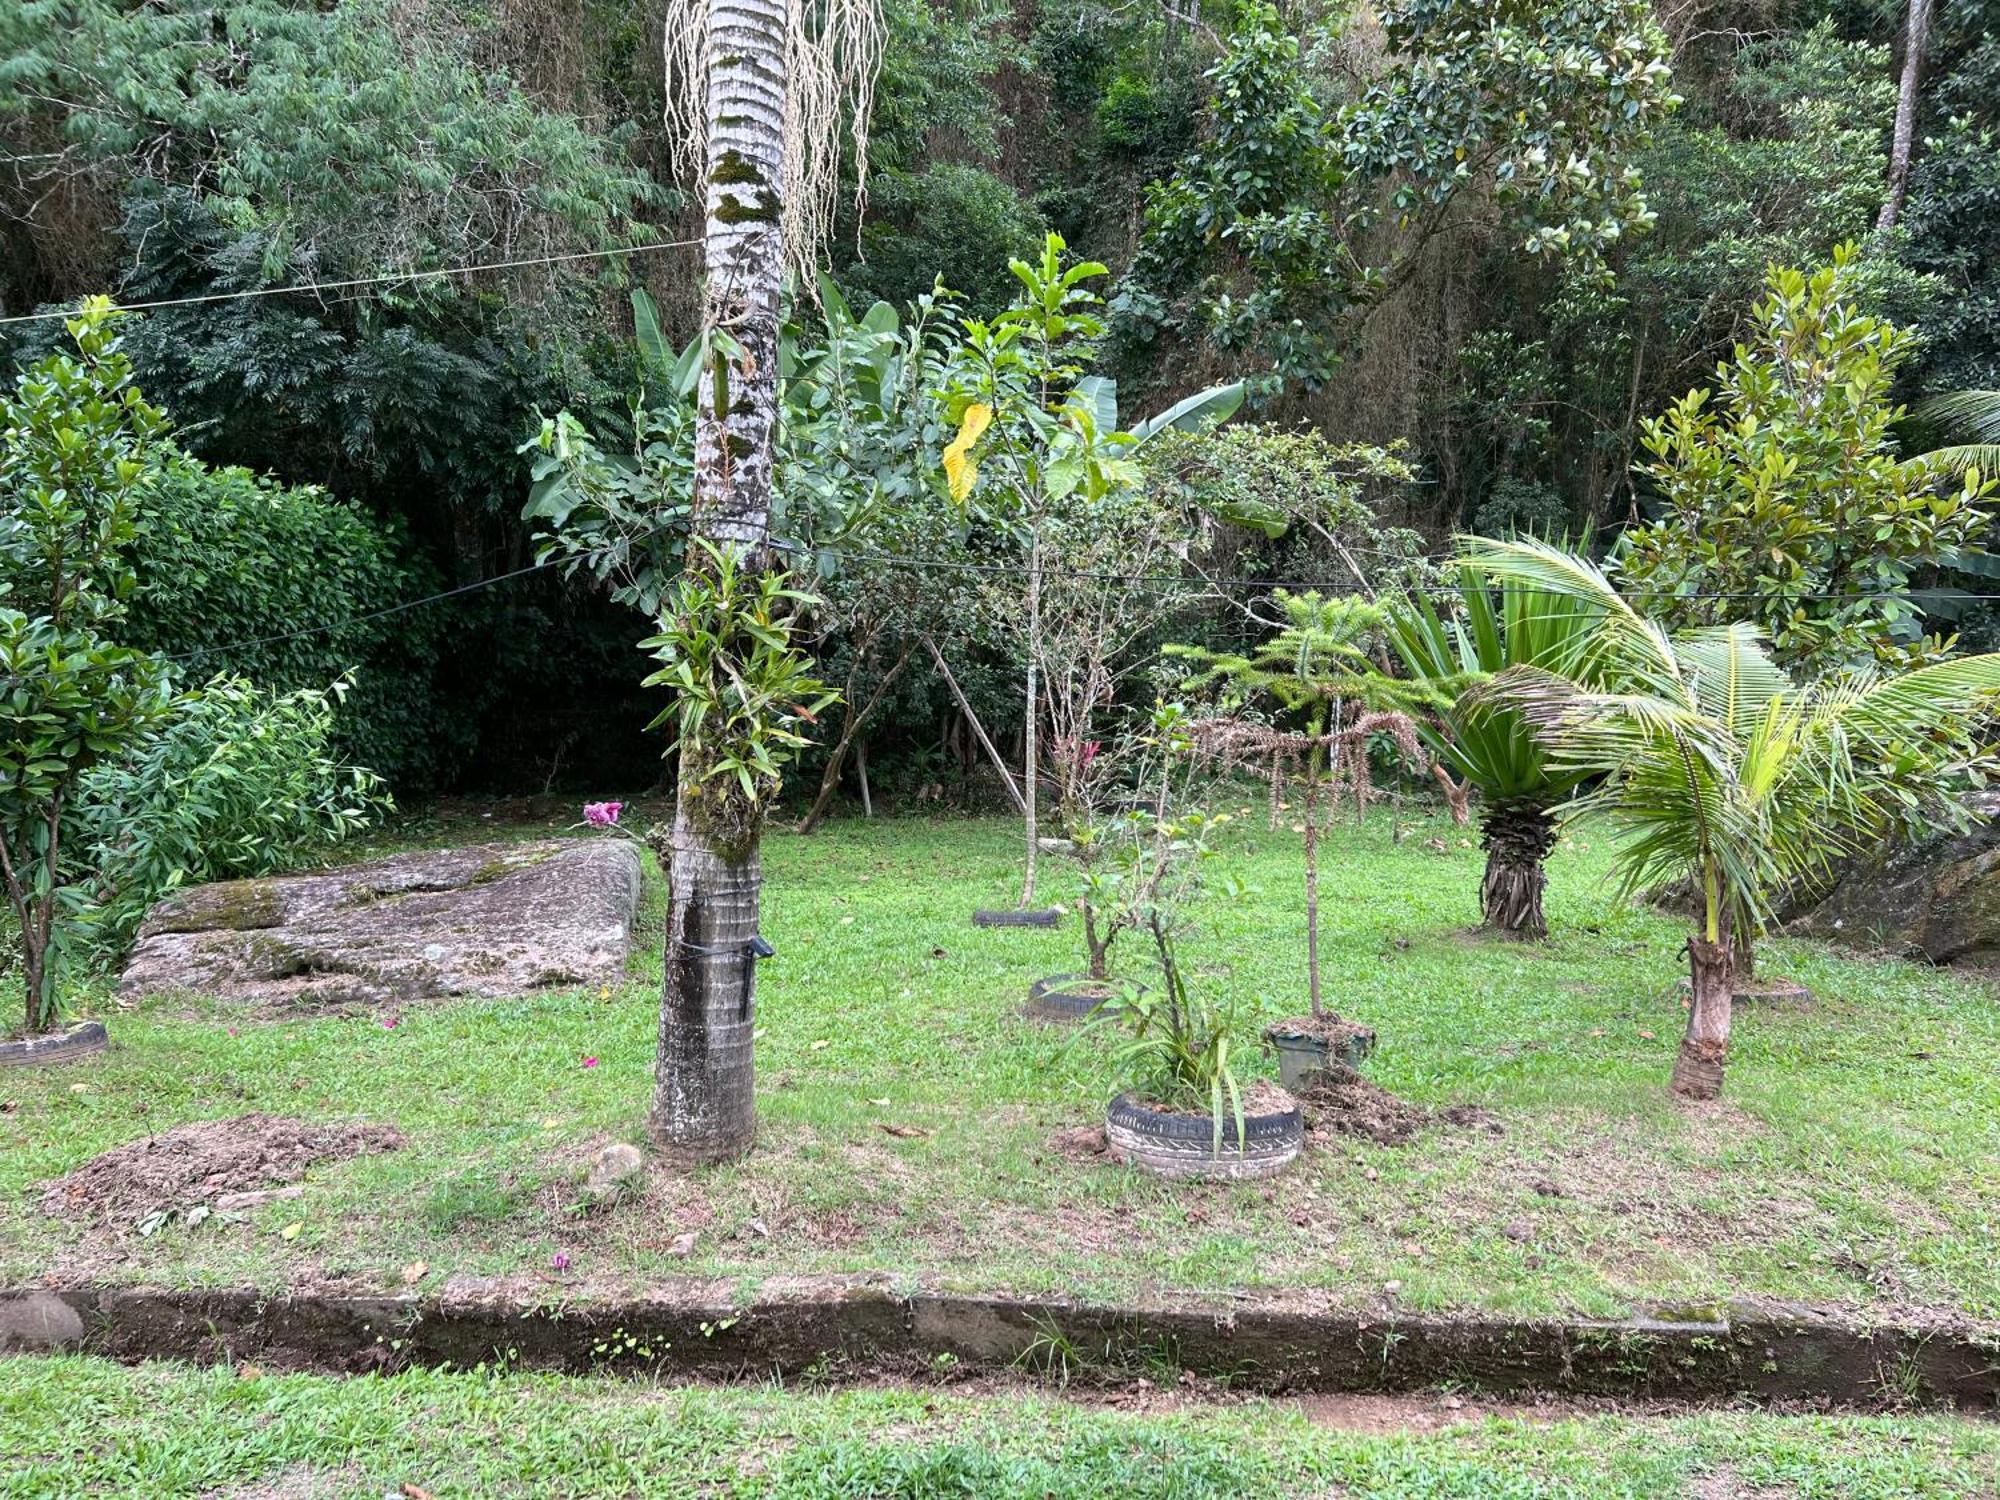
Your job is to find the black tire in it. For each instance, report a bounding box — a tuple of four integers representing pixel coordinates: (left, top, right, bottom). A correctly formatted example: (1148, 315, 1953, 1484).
(1104, 1091, 1303, 1181)
(1024, 973, 1127, 1023)
(0, 1020, 108, 1068)
(972, 908, 1062, 929)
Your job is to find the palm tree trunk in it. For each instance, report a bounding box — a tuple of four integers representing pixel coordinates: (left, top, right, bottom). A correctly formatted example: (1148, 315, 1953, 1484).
(1876, 0, 1935, 232)
(1478, 806, 1558, 940)
(646, 0, 786, 1166)
(1672, 927, 1734, 1101)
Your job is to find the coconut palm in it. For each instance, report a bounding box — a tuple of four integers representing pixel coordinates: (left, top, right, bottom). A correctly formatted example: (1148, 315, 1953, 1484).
(1910, 389, 2000, 477)
(1387, 562, 1608, 939)
(1463, 536, 2000, 1100)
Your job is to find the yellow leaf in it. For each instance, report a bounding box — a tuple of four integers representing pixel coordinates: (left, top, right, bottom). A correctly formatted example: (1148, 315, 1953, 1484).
(942, 403, 992, 503)
(279, 1221, 303, 1241)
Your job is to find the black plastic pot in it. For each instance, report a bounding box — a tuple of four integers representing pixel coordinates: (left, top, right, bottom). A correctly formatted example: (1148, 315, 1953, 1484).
(1024, 973, 1133, 1023)
(1103, 1091, 1303, 1181)
(0, 1019, 108, 1069)
(972, 908, 1062, 929)
(1264, 1024, 1376, 1093)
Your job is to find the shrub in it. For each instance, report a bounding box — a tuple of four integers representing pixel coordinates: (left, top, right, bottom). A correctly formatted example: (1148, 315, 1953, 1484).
(74, 676, 391, 954)
(840, 164, 1048, 316)
(122, 454, 456, 788)
(0, 304, 174, 1033)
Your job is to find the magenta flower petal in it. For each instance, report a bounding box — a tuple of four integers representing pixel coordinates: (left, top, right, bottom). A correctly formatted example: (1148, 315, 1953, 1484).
(581, 1056, 599, 1069)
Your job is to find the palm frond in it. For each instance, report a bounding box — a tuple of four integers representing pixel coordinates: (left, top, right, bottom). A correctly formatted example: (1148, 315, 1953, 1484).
(1675, 623, 1795, 739)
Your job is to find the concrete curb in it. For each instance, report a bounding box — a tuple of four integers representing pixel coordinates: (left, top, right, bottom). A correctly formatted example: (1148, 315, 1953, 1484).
(3, 1282, 1994, 1408)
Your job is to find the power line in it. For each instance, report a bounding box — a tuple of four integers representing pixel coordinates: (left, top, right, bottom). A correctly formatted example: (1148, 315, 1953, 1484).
(0, 238, 704, 327)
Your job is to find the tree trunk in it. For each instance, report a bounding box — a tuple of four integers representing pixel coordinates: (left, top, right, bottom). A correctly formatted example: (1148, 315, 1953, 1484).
(646, 0, 786, 1166)
(1020, 534, 1042, 907)
(1478, 806, 1558, 940)
(1877, 0, 1935, 232)
(1304, 771, 1323, 1018)
(1671, 932, 1734, 1101)
(856, 739, 872, 818)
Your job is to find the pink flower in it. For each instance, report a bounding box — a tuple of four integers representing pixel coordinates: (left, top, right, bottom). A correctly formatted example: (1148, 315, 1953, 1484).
(1078, 740, 1102, 769)
(381, 1014, 399, 1030)
(581, 1056, 599, 1069)
(583, 801, 623, 828)
(226, 1027, 237, 1037)
(552, 1251, 571, 1271)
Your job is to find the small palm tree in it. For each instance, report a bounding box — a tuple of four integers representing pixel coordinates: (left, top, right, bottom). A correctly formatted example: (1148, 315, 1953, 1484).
(1464, 537, 2000, 1100)
(1388, 562, 1608, 940)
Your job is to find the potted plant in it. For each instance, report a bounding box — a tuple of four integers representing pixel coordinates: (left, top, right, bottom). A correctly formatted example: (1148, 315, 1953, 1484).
(1073, 792, 1304, 1180)
(1170, 592, 1439, 1091)
(1028, 705, 1190, 1022)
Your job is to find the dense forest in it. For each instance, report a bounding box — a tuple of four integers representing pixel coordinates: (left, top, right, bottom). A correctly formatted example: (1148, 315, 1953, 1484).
(4, 0, 1994, 800)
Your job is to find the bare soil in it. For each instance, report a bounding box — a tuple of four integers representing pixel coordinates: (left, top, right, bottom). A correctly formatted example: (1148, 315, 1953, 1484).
(41, 1113, 403, 1226)
(1298, 1067, 1505, 1147)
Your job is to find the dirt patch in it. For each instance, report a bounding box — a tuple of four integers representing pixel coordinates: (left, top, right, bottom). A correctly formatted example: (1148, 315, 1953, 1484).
(1045, 1125, 1110, 1161)
(1298, 1068, 1506, 1147)
(41, 1114, 403, 1226)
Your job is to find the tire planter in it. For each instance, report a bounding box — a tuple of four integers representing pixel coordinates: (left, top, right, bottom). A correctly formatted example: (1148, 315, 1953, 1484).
(972, 908, 1062, 929)
(1104, 1091, 1304, 1182)
(1264, 1023, 1376, 1093)
(1024, 973, 1134, 1023)
(0, 1019, 108, 1069)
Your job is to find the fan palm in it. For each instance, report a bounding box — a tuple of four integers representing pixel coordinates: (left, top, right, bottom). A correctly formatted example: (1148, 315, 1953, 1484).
(1387, 562, 1609, 939)
(1462, 537, 2000, 1100)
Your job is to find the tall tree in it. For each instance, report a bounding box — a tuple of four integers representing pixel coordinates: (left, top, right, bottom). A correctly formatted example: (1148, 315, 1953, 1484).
(648, 0, 880, 1163)
(1878, 0, 1938, 231)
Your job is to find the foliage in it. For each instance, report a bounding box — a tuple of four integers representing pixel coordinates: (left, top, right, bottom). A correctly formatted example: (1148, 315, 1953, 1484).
(0, 305, 174, 1031)
(640, 543, 837, 840)
(527, 281, 962, 618)
(117, 448, 450, 787)
(1467, 537, 2000, 944)
(937, 234, 1138, 521)
(1620, 248, 1993, 673)
(841, 165, 1049, 318)
(1387, 561, 1604, 812)
(1114, 0, 1676, 394)
(1141, 426, 1427, 595)
(73, 676, 390, 953)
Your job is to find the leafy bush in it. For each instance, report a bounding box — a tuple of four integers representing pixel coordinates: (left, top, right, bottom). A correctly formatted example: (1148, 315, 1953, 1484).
(0, 305, 174, 1032)
(121, 451, 456, 788)
(74, 676, 390, 954)
(840, 165, 1048, 316)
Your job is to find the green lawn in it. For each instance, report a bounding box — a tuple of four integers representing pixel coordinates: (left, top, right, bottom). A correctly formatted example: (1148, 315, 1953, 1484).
(2, 1354, 1995, 1498)
(3, 805, 1998, 1325)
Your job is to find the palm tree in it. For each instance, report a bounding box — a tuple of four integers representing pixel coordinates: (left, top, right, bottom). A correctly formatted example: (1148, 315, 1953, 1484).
(1910, 389, 2000, 477)
(1464, 537, 2000, 1100)
(647, 0, 880, 1163)
(1388, 562, 1608, 939)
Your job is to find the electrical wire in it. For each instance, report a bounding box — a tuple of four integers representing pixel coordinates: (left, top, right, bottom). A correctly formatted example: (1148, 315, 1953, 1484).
(0, 238, 705, 327)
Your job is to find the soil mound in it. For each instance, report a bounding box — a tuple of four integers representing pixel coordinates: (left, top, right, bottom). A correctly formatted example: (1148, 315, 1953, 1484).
(42, 1113, 403, 1225)
(1299, 1069, 1507, 1148)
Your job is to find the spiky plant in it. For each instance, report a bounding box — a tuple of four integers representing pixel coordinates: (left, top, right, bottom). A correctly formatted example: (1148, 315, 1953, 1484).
(1464, 537, 2000, 1100)
(1388, 562, 1609, 939)
(1170, 592, 1440, 1016)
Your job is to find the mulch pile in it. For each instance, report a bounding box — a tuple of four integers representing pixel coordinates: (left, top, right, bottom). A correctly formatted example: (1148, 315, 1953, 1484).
(41, 1112, 403, 1225)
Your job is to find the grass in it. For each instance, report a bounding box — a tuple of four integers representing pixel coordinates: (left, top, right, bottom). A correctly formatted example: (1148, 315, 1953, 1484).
(2, 803, 1998, 1326)
(2, 1354, 1995, 1498)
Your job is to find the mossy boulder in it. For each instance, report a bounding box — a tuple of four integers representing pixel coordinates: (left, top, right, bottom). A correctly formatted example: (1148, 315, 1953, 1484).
(120, 840, 642, 1008)
(1794, 791, 2000, 968)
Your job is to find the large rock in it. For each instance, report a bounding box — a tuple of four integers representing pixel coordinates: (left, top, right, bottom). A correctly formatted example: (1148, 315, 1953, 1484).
(1793, 791, 2000, 969)
(120, 839, 643, 1006)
